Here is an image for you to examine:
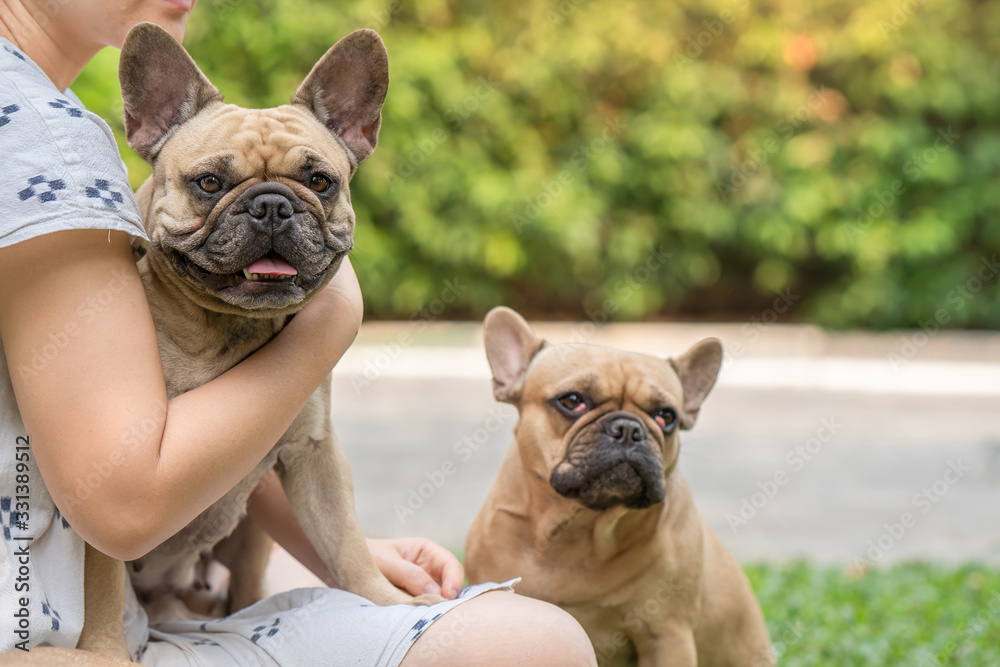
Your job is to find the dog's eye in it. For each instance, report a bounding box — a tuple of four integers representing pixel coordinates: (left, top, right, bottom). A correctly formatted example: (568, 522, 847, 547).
(309, 173, 333, 193)
(555, 392, 589, 416)
(197, 174, 221, 194)
(653, 408, 678, 432)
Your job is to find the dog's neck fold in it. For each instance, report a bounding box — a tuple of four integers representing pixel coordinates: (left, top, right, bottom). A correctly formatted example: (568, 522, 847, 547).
(141, 257, 287, 363)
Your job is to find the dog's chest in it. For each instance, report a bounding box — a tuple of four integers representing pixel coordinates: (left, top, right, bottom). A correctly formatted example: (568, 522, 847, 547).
(157, 320, 283, 399)
(130, 284, 330, 593)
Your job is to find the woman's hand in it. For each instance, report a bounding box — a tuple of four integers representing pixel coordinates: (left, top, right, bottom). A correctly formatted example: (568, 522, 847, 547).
(366, 537, 465, 599)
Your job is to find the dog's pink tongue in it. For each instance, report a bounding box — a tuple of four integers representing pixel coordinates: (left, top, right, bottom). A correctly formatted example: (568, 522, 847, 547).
(246, 256, 297, 275)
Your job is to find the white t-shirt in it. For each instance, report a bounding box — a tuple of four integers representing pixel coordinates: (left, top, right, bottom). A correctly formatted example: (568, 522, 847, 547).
(0, 37, 147, 652)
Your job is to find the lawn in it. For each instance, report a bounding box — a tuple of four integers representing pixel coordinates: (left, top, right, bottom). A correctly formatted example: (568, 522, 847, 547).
(746, 561, 1000, 666)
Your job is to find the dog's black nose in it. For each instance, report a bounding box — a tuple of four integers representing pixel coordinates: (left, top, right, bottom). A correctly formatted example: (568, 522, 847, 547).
(606, 417, 646, 446)
(248, 193, 294, 221)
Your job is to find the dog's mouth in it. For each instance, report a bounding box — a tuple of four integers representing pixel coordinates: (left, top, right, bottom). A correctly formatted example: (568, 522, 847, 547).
(550, 449, 666, 511)
(240, 252, 300, 282)
(170, 248, 334, 310)
(175, 250, 299, 287)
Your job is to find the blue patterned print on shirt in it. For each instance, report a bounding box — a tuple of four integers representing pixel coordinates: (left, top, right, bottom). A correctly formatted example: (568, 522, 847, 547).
(0, 104, 19, 128)
(192, 638, 222, 647)
(3, 45, 26, 61)
(53, 507, 71, 530)
(41, 598, 62, 631)
(411, 611, 443, 640)
(250, 617, 281, 644)
(48, 98, 83, 118)
(0, 496, 12, 541)
(18, 175, 66, 203)
(85, 179, 126, 209)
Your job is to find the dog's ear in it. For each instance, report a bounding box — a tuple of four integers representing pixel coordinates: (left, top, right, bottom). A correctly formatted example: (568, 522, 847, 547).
(669, 338, 723, 430)
(292, 29, 389, 167)
(119, 22, 222, 161)
(483, 307, 545, 404)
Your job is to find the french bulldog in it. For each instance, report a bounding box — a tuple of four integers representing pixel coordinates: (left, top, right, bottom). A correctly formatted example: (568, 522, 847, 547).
(111, 22, 421, 622)
(465, 307, 773, 667)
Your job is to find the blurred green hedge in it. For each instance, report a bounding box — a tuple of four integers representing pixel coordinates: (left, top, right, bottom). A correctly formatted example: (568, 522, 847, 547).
(74, 0, 1000, 328)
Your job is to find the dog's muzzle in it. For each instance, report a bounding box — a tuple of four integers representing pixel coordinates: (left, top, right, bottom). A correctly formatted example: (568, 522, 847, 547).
(550, 411, 667, 511)
(163, 181, 350, 313)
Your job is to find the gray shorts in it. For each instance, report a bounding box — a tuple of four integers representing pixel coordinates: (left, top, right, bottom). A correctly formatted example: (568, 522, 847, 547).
(131, 579, 518, 667)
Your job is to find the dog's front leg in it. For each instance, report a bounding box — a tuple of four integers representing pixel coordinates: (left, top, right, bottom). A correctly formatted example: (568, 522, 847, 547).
(632, 621, 697, 667)
(277, 423, 420, 606)
(215, 517, 274, 614)
(78, 544, 133, 661)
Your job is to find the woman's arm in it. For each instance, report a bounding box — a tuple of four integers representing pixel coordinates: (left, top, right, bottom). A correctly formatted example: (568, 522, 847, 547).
(0, 229, 362, 561)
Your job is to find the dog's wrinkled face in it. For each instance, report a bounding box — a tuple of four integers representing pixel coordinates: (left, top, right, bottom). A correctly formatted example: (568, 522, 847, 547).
(523, 347, 683, 510)
(141, 106, 356, 313)
(484, 307, 722, 512)
(119, 23, 388, 316)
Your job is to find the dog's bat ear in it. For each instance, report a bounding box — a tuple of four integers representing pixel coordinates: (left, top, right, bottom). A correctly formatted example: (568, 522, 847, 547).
(292, 29, 389, 168)
(669, 338, 723, 430)
(483, 307, 545, 404)
(119, 22, 222, 161)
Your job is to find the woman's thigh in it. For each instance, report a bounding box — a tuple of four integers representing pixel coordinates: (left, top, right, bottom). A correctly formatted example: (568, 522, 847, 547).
(401, 590, 598, 667)
(136, 580, 516, 667)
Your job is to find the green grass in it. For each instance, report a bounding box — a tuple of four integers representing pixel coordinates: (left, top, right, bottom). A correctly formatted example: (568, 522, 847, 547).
(745, 562, 1000, 666)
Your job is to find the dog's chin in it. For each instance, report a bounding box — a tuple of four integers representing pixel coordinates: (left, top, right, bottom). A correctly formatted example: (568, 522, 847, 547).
(166, 249, 340, 315)
(550, 457, 666, 511)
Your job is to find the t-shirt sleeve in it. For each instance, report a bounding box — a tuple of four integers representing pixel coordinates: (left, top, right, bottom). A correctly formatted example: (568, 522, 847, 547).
(0, 49, 148, 250)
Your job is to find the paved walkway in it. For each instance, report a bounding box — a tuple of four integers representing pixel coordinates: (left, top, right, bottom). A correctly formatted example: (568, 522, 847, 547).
(265, 322, 1000, 593)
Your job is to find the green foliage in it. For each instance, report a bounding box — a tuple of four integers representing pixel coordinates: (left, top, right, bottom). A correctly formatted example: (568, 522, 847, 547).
(74, 0, 1000, 328)
(746, 561, 1000, 665)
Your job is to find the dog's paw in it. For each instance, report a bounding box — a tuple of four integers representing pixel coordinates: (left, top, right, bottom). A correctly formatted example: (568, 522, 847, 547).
(407, 593, 447, 606)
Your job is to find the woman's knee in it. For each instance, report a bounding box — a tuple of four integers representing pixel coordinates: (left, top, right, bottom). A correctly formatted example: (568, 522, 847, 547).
(401, 592, 597, 666)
